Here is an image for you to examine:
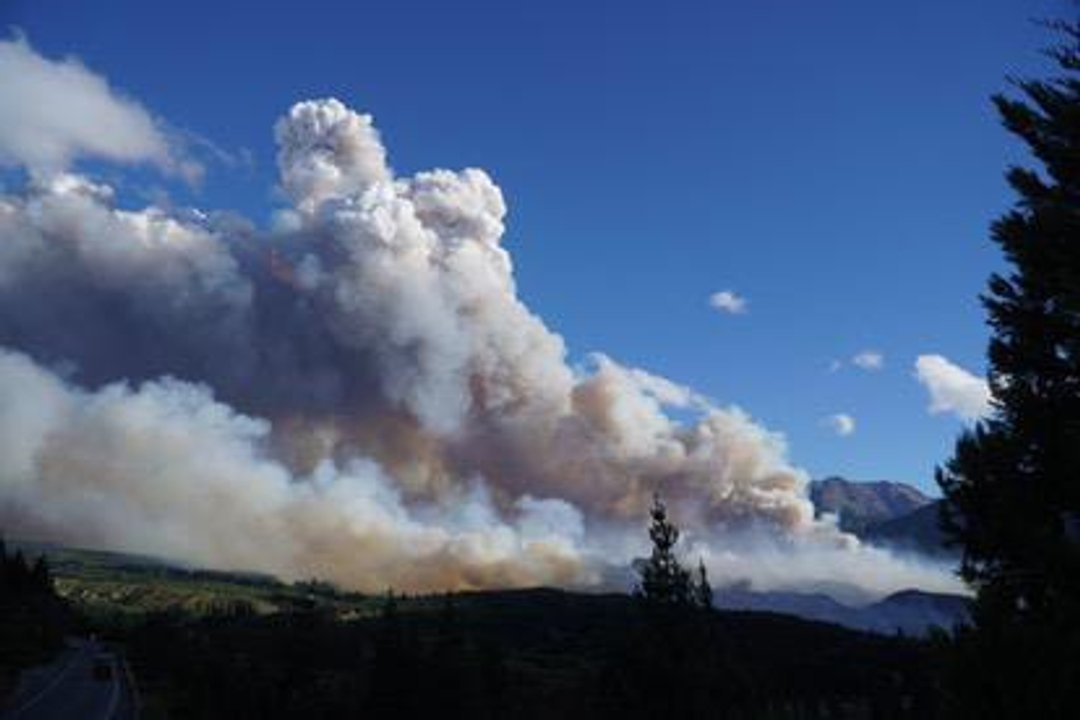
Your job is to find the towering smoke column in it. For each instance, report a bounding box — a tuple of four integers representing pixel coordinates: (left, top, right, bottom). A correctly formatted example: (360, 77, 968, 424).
(0, 55, 961, 597)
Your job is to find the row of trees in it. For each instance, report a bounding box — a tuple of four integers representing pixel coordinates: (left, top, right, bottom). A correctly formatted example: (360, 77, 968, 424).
(0, 539, 54, 597)
(121, 579, 938, 718)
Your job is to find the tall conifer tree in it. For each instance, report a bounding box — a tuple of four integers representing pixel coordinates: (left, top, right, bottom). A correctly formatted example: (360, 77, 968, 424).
(937, 23, 1080, 714)
(636, 494, 692, 605)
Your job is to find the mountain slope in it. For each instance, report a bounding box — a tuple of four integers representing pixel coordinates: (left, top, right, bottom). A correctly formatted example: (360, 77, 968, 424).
(810, 476, 932, 534)
(716, 586, 969, 635)
(864, 501, 953, 557)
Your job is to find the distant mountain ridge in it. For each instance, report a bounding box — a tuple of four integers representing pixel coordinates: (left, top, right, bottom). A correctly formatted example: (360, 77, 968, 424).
(716, 586, 969, 636)
(810, 476, 955, 558)
(809, 476, 932, 534)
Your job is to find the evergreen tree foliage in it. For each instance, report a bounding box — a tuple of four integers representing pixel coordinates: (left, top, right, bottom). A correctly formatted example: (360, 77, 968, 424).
(8, 550, 30, 593)
(636, 493, 692, 605)
(367, 590, 425, 715)
(694, 558, 713, 610)
(936, 23, 1080, 714)
(0, 541, 55, 597)
(30, 556, 52, 594)
(0, 535, 70, 697)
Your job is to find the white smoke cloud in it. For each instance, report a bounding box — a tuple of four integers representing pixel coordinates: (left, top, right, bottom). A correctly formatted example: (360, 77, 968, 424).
(852, 350, 884, 371)
(0, 37, 186, 177)
(690, 534, 963, 604)
(0, 348, 591, 589)
(0, 346, 966, 597)
(709, 289, 747, 315)
(914, 354, 991, 421)
(0, 89, 964, 599)
(275, 98, 391, 212)
(824, 413, 856, 437)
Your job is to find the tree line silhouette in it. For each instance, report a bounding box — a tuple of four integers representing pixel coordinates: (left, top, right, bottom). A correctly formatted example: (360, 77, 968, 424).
(108, 496, 940, 719)
(0, 538, 70, 698)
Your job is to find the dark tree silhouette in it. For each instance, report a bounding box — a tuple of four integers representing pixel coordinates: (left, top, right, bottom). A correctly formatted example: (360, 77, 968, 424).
(694, 558, 713, 610)
(367, 591, 411, 712)
(635, 494, 692, 605)
(30, 556, 52, 594)
(0, 536, 70, 697)
(936, 22, 1080, 715)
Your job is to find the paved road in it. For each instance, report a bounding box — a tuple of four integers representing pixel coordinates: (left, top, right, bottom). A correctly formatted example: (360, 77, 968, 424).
(1, 639, 137, 720)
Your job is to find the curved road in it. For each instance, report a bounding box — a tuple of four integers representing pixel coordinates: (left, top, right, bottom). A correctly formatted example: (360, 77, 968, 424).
(1, 639, 136, 720)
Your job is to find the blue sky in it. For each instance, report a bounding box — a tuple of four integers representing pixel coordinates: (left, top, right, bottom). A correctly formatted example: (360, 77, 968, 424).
(3, 0, 1070, 493)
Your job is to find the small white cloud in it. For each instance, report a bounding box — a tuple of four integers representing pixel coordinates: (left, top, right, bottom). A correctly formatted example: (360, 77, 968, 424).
(914, 354, 991, 421)
(0, 35, 181, 175)
(827, 359, 843, 373)
(852, 350, 884, 371)
(823, 413, 856, 437)
(709, 290, 747, 315)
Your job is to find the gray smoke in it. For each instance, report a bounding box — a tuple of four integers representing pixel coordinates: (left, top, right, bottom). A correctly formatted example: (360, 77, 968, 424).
(0, 40, 962, 597)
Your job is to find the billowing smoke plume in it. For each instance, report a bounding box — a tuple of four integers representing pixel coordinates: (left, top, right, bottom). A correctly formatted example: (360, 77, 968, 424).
(0, 45, 962, 598)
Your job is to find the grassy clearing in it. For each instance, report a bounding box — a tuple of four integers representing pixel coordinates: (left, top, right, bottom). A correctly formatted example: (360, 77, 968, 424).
(14, 541, 380, 622)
